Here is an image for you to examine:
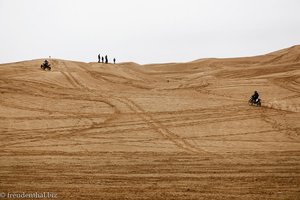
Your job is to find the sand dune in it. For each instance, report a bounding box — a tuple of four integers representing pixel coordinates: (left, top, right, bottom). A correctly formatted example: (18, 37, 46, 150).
(0, 46, 299, 199)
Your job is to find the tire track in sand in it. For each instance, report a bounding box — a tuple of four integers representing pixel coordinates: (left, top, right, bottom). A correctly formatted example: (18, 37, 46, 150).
(0, 61, 121, 149)
(260, 107, 299, 139)
(76, 63, 216, 154)
(115, 97, 210, 155)
(60, 61, 86, 89)
(58, 61, 121, 132)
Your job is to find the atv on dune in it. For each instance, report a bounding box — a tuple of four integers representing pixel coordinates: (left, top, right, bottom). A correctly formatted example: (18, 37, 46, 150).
(41, 61, 51, 71)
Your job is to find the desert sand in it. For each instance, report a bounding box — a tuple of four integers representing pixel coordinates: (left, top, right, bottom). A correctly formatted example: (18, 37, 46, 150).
(0, 46, 299, 199)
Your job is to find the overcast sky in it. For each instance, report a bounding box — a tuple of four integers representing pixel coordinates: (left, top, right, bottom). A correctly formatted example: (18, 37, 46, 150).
(0, 0, 300, 64)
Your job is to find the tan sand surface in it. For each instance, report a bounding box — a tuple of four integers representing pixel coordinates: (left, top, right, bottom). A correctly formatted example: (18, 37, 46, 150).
(0, 46, 300, 199)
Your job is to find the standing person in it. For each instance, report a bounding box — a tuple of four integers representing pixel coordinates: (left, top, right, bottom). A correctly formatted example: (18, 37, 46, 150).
(101, 56, 104, 63)
(105, 55, 108, 64)
(113, 58, 116, 64)
(98, 54, 101, 63)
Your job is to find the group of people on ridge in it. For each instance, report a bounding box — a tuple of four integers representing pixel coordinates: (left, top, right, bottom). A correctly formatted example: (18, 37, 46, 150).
(98, 54, 116, 64)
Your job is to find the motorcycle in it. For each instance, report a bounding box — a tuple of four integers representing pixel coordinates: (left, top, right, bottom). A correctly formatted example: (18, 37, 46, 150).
(248, 97, 261, 107)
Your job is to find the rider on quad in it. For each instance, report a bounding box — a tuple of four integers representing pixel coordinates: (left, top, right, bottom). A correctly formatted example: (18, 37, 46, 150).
(249, 91, 261, 106)
(43, 60, 49, 66)
(41, 60, 51, 70)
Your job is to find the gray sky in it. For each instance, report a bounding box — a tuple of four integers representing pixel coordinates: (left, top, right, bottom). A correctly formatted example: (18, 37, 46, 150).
(0, 0, 300, 64)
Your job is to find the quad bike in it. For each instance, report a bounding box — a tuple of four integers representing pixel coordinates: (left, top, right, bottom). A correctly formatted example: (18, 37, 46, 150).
(248, 97, 261, 107)
(41, 63, 51, 71)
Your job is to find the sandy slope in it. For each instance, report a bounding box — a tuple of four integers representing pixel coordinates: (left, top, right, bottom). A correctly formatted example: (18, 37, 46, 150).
(0, 46, 299, 200)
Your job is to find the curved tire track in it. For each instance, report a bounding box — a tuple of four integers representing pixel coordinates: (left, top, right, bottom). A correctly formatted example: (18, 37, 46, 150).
(115, 97, 210, 154)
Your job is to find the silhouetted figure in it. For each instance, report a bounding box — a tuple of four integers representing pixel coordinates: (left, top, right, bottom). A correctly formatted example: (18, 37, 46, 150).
(249, 90, 261, 106)
(113, 58, 116, 64)
(98, 54, 101, 63)
(105, 55, 108, 64)
(43, 60, 49, 66)
(252, 91, 259, 102)
(101, 57, 104, 63)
